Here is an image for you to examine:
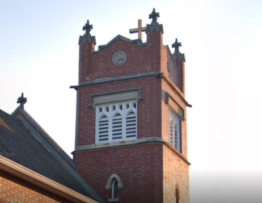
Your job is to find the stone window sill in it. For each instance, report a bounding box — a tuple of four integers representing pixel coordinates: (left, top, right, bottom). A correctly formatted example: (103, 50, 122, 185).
(108, 197, 119, 202)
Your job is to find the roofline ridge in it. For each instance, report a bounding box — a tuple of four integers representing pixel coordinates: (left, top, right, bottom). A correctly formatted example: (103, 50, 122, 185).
(8, 107, 105, 202)
(11, 107, 76, 168)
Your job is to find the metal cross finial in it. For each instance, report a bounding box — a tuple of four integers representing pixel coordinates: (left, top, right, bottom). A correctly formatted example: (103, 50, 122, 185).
(83, 20, 93, 35)
(149, 8, 160, 23)
(172, 38, 182, 54)
(17, 93, 27, 109)
(129, 20, 146, 41)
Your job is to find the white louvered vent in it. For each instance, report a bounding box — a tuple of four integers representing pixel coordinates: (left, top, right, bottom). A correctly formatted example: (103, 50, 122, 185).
(112, 113, 123, 140)
(169, 119, 174, 145)
(175, 124, 178, 149)
(126, 111, 136, 138)
(169, 109, 181, 152)
(98, 115, 109, 142)
(96, 100, 137, 143)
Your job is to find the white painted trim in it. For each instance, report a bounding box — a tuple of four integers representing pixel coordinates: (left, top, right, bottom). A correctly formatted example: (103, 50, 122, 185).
(0, 155, 97, 203)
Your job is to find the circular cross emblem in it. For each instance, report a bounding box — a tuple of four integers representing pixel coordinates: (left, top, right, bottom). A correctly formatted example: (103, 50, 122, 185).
(112, 51, 127, 66)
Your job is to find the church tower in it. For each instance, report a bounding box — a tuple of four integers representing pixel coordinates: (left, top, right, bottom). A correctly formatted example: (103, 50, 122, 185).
(71, 9, 191, 203)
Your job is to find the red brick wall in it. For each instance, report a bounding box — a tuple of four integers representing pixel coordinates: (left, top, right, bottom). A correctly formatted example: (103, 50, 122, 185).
(79, 32, 163, 83)
(161, 80, 188, 158)
(75, 144, 163, 203)
(0, 169, 71, 203)
(161, 46, 185, 95)
(76, 77, 162, 146)
(160, 42, 189, 203)
(163, 145, 190, 203)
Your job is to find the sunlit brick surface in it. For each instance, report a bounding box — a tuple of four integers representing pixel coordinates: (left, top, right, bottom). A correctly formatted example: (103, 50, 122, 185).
(0, 170, 71, 203)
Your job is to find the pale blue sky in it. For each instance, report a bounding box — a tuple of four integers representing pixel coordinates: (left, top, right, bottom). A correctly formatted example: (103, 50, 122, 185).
(1, 0, 262, 202)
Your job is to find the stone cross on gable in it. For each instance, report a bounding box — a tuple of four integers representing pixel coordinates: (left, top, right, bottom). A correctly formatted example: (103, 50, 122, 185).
(172, 38, 182, 54)
(17, 93, 27, 109)
(129, 20, 146, 41)
(83, 20, 93, 35)
(149, 8, 160, 23)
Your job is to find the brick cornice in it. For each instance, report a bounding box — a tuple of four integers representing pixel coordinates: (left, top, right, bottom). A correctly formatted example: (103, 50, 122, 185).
(70, 71, 161, 90)
(0, 156, 97, 203)
(70, 72, 192, 108)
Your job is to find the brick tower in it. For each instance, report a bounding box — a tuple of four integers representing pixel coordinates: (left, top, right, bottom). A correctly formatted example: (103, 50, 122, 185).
(71, 9, 191, 203)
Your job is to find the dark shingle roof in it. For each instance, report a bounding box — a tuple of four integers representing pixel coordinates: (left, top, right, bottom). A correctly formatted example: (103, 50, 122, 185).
(0, 109, 102, 202)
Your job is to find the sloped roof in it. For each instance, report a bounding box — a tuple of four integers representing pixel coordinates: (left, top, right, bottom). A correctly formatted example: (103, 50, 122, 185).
(0, 109, 104, 203)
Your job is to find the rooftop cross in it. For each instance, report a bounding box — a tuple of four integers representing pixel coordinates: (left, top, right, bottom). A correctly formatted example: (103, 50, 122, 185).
(129, 20, 146, 41)
(172, 38, 182, 54)
(83, 20, 93, 35)
(17, 93, 27, 109)
(149, 8, 160, 24)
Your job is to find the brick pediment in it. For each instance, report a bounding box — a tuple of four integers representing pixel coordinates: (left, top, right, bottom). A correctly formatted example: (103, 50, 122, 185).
(92, 35, 146, 54)
(80, 35, 159, 81)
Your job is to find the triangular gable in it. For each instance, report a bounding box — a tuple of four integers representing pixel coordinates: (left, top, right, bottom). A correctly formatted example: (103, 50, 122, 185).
(92, 35, 147, 54)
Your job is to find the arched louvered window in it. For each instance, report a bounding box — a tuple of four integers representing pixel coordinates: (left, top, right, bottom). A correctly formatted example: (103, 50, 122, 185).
(169, 109, 181, 152)
(98, 115, 109, 142)
(96, 100, 137, 143)
(126, 111, 136, 138)
(169, 119, 174, 145)
(175, 123, 179, 149)
(112, 113, 123, 140)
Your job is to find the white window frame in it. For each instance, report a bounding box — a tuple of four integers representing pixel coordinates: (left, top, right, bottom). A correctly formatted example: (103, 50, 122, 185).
(111, 178, 118, 199)
(96, 100, 137, 144)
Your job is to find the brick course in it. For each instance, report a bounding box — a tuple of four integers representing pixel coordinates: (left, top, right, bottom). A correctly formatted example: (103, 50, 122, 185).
(75, 144, 163, 203)
(0, 169, 71, 203)
(76, 77, 162, 146)
(163, 146, 190, 203)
